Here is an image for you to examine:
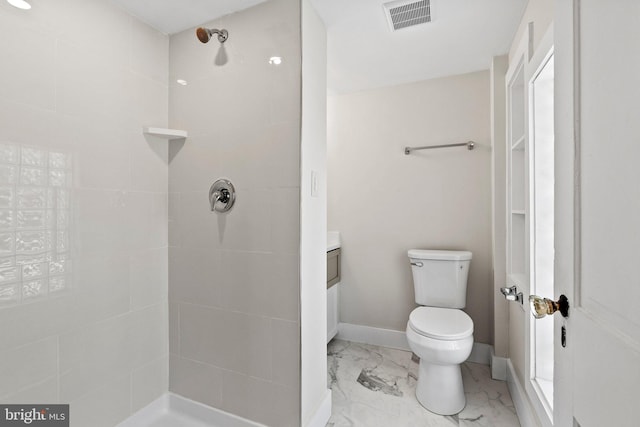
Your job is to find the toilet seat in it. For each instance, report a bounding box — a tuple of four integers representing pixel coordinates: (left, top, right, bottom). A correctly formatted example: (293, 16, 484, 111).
(409, 307, 473, 341)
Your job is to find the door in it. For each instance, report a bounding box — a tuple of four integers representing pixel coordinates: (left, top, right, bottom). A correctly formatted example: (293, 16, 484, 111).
(554, 1, 640, 426)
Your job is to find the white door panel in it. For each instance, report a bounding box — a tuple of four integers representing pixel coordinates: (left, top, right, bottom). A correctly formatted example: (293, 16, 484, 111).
(573, 311, 640, 425)
(579, 0, 640, 345)
(555, 0, 640, 425)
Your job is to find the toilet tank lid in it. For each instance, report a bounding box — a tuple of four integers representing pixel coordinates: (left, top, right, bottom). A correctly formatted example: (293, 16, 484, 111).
(408, 249, 472, 261)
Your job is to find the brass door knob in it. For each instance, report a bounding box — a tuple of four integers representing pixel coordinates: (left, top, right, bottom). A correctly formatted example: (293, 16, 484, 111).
(529, 294, 569, 319)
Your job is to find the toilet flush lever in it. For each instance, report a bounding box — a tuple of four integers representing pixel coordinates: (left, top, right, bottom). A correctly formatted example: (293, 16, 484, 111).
(410, 261, 423, 267)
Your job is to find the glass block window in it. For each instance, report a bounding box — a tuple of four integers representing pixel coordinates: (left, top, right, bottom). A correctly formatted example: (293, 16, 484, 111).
(0, 143, 72, 306)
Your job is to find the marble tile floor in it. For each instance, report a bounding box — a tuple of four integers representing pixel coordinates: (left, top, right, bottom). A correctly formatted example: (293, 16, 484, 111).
(327, 339, 520, 427)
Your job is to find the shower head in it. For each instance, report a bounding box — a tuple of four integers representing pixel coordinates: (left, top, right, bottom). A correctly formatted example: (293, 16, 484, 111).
(196, 27, 228, 44)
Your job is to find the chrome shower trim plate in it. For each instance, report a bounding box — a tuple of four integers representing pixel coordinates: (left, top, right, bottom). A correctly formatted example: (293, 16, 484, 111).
(209, 178, 236, 213)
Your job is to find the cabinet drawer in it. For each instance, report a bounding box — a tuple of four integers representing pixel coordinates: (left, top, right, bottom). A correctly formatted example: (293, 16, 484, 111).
(327, 248, 341, 289)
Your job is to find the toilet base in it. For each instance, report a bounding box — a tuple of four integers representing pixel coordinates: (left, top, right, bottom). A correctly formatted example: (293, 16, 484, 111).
(415, 361, 465, 415)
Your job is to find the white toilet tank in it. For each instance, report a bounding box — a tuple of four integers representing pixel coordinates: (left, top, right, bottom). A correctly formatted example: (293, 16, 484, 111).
(408, 249, 472, 309)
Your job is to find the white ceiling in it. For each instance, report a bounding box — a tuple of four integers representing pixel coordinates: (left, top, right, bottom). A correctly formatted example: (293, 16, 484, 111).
(111, 0, 268, 35)
(112, 0, 527, 94)
(311, 0, 527, 94)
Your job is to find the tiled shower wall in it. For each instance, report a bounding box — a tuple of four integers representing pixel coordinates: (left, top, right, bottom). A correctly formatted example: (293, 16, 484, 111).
(0, 1, 169, 426)
(168, 0, 301, 425)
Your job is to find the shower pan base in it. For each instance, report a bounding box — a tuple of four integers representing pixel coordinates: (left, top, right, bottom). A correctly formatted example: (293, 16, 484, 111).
(118, 393, 265, 427)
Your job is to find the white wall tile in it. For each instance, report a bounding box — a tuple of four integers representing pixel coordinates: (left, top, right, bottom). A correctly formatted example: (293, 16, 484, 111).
(272, 319, 300, 387)
(74, 255, 131, 320)
(0, 377, 58, 404)
(52, 0, 133, 67)
(220, 370, 298, 427)
(0, 297, 69, 352)
(0, 337, 57, 397)
(124, 73, 169, 133)
(125, 192, 168, 251)
(168, 302, 180, 355)
(264, 123, 302, 187)
(167, 135, 221, 193)
(58, 314, 131, 401)
(168, 219, 180, 247)
(59, 304, 166, 402)
(169, 355, 222, 409)
(179, 304, 272, 380)
(74, 142, 132, 191)
(0, 0, 169, 420)
(132, 356, 169, 413)
(168, 248, 220, 307)
(217, 189, 272, 252)
(0, 18, 56, 111)
(70, 374, 132, 427)
(127, 303, 169, 368)
(168, 0, 302, 421)
(219, 251, 298, 321)
(271, 188, 300, 254)
(131, 134, 169, 193)
(0, 101, 60, 148)
(130, 22, 169, 85)
(209, 124, 300, 190)
(55, 41, 132, 130)
(130, 248, 168, 311)
(169, 79, 231, 138)
(75, 189, 129, 257)
(167, 193, 180, 221)
(172, 191, 221, 250)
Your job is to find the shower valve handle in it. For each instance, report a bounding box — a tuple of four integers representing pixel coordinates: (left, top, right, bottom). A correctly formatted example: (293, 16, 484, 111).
(209, 179, 236, 213)
(211, 189, 230, 206)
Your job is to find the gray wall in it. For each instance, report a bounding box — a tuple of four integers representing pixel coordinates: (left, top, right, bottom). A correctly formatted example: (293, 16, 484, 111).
(0, 1, 169, 425)
(168, 0, 301, 425)
(328, 71, 493, 344)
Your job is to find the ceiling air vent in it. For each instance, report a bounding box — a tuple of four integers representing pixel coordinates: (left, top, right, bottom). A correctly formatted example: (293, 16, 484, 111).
(383, 0, 431, 31)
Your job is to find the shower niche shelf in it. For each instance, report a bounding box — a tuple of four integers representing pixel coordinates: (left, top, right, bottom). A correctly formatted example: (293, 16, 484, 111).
(142, 127, 188, 140)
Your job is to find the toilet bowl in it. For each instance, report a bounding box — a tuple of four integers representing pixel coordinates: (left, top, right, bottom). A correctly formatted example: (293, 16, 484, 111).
(405, 249, 474, 415)
(406, 306, 473, 415)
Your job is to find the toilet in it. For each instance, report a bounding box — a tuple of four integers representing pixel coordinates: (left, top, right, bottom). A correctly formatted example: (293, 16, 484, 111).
(405, 249, 474, 415)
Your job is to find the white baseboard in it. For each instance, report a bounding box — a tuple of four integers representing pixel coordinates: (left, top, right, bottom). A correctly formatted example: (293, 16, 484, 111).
(336, 322, 411, 351)
(506, 359, 538, 427)
(304, 389, 332, 427)
(467, 342, 492, 365)
(336, 322, 492, 365)
(491, 352, 508, 380)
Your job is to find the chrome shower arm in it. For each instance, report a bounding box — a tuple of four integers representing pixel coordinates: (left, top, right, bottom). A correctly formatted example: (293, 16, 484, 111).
(211, 29, 228, 43)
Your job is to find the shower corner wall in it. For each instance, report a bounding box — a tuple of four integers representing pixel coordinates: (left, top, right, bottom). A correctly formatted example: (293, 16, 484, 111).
(0, 0, 315, 424)
(167, 0, 303, 426)
(0, 0, 170, 426)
